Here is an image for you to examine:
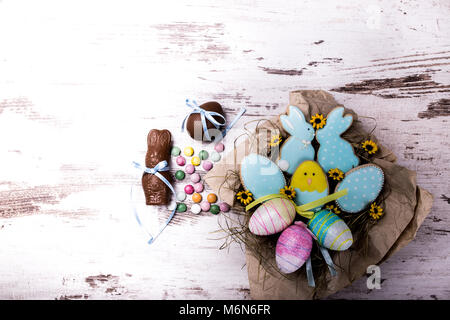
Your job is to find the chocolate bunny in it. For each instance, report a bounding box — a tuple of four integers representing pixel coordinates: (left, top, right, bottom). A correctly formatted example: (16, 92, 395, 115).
(142, 129, 172, 205)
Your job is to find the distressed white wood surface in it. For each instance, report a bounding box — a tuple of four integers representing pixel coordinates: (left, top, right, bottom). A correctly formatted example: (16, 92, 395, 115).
(0, 0, 449, 300)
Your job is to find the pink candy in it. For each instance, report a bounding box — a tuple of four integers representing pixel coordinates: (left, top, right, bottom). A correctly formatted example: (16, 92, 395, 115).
(202, 160, 213, 171)
(219, 202, 230, 212)
(184, 184, 194, 195)
(185, 164, 195, 174)
(194, 182, 204, 193)
(176, 156, 186, 166)
(200, 201, 211, 212)
(214, 143, 225, 152)
(190, 173, 201, 183)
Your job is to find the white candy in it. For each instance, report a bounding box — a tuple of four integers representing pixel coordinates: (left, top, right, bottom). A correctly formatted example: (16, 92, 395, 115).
(191, 204, 201, 214)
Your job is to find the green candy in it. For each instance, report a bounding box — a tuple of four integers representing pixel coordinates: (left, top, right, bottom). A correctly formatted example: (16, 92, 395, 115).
(199, 150, 209, 160)
(176, 203, 187, 212)
(171, 146, 181, 156)
(175, 170, 185, 180)
(210, 204, 220, 215)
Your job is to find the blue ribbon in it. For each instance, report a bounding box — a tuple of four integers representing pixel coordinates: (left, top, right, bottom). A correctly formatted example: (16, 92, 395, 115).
(181, 99, 246, 142)
(305, 245, 337, 288)
(131, 160, 177, 244)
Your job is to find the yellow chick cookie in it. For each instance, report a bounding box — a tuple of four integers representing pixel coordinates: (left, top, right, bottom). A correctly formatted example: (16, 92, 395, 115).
(290, 160, 329, 209)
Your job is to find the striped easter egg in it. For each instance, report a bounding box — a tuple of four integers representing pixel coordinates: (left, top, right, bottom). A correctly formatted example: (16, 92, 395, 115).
(307, 209, 353, 251)
(248, 198, 296, 236)
(276, 222, 313, 274)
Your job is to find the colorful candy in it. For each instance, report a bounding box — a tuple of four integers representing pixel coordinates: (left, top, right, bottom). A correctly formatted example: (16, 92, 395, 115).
(194, 182, 204, 193)
(192, 193, 202, 203)
(210, 204, 220, 215)
(214, 142, 225, 152)
(219, 202, 230, 212)
(201, 202, 211, 212)
(191, 204, 201, 214)
(175, 170, 185, 180)
(207, 193, 217, 203)
(184, 184, 194, 195)
(184, 146, 194, 157)
(190, 173, 201, 183)
(199, 150, 209, 160)
(176, 203, 187, 212)
(202, 160, 213, 171)
(191, 156, 201, 166)
(171, 146, 181, 157)
(176, 156, 186, 166)
(176, 191, 186, 201)
(185, 164, 195, 174)
(210, 151, 221, 162)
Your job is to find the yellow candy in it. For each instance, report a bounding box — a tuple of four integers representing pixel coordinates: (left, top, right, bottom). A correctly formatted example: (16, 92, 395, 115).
(184, 146, 194, 157)
(191, 156, 201, 166)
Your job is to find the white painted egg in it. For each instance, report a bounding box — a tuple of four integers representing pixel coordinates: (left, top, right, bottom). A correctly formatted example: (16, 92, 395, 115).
(249, 198, 296, 236)
(307, 209, 353, 251)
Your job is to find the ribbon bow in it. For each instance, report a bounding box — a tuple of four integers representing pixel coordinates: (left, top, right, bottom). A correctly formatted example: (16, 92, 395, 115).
(181, 99, 246, 142)
(131, 160, 177, 244)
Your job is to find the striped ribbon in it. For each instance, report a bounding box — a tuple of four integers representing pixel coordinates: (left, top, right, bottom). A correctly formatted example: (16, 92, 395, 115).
(131, 161, 176, 245)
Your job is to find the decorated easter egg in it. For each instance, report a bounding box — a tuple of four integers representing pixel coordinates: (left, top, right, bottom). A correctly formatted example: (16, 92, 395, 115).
(291, 160, 329, 209)
(176, 156, 186, 166)
(210, 151, 221, 162)
(335, 164, 384, 213)
(200, 201, 211, 212)
(276, 222, 313, 274)
(240, 153, 286, 200)
(307, 209, 353, 251)
(185, 164, 195, 174)
(171, 146, 181, 156)
(184, 146, 194, 157)
(207, 193, 217, 203)
(210, 204, 220, 215)
(248, 198, 296, 236)
(214, 142, 225, 152)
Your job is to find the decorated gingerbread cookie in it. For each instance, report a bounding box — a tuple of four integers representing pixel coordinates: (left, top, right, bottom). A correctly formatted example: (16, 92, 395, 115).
(277, 106, 315, 175)
(316, 107, 359, 173)
(290, 160, 329, 209)
(335, 164, 384, 213)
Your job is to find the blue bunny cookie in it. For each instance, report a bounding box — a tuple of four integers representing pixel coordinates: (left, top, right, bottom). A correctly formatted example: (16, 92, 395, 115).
(335, 164, 384, 213)
(277, 106, 315, 175)
(316, 107, 359, 173)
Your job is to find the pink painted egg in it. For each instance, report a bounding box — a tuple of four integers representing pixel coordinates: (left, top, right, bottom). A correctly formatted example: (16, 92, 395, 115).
(276, 222, 313, 274)
(248, 198, 296, 236)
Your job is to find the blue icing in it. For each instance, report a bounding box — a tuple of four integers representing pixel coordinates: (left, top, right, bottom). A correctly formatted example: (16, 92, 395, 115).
(294, 188, 328, 211)
(279, 137, 315, 175)
(336, 165, 384, 213)
(316, 107, 359, 173)
(279, 106, 315, 174)
(241, 153, 286, 199)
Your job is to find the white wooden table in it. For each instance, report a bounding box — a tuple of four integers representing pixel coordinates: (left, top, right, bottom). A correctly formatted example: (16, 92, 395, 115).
(0, 0, 449, 300)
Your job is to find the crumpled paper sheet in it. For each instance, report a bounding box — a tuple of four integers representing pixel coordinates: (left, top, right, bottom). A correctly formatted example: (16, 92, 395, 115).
(204, 90, 433, 299)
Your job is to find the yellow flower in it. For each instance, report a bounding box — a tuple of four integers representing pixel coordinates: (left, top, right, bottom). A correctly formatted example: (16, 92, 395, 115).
(280, 186, 296, 200)
(369, 203, 384, 220)
(270, 134, 282, 147)
(326, 204, 341, 215)
(237, 190, 253, 206)
(328, 168, 344, 181)
(310, 114, 326, 129)
(362, 140, 378, 155)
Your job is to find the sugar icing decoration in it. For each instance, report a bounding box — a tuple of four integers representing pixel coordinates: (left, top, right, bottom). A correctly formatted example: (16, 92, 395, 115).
(278, 106, 315, 174)
(316, 107, 359, 174)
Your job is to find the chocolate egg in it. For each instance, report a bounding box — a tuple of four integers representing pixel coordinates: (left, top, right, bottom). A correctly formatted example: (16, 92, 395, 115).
(186, 101, 225, 141)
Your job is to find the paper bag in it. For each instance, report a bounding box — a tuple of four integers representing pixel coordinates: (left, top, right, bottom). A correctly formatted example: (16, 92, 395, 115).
(204, 90, 433, 299)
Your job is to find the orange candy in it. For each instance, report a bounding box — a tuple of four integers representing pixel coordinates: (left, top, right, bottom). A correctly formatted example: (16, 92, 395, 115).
(207, 193, 217, 203)
(192, 193, 202, 203)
